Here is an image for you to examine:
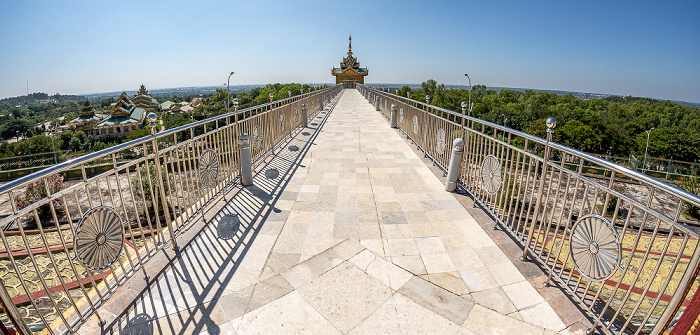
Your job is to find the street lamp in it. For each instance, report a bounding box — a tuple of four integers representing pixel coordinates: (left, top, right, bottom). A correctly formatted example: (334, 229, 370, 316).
(644, 127, 655, 169)
(226, 71, 234, 113)
(50, 126, 57, 164)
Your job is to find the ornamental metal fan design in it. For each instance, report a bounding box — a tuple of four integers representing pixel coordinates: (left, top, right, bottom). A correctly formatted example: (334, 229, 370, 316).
(279, 114, 286, 132)
(480, 155, 502, 195)
(570, 214, 621, 281)
(400, 109, 404, 122)
(436, 128, 446, 154)
(413, 115, 419, 134)
(294, 108, 299, 122)
(198, 149, 219, 187)
(74, 206, 125, 272)
(252, 125, 263, 150)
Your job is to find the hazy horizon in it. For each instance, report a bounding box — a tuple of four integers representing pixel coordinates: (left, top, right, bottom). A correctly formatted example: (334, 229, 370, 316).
(1, 0, 698, 103)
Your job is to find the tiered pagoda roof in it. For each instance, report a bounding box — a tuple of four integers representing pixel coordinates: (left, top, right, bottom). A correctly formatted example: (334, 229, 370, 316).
(98, 92, 145, 126)
(332, 35, 369, 76)
(132, 84, 160, 109)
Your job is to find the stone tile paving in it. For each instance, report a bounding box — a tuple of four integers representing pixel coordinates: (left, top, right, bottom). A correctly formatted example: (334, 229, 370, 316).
(80, 89, 578, 334)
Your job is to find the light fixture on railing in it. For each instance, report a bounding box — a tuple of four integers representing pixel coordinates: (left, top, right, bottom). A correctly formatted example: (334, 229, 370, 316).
(288, 90, 292, 98)
(233, 98, 239, 112)
(426, 95, 431, 105)
(407, 92, 411, 99)
(269, 93, 274, 103)
(147, 112, 157, 136)
(546, 117, 557, 132)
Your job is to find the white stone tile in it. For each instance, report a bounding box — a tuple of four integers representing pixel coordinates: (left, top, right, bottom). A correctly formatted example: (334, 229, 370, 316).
(518, 301, 567, 331)
(364, 255, 414, 291)
(486, 262, 527, 286)
(386, 238, 420, 256)
(502, 280, 545, 310)
(414, 237, 447, 254)
(462, 304, 545, 335)
(458, 267, 499, 293)
(421, 252, 458, 274)
(231, 291, 341, 334)
(348, 294, 460, 335)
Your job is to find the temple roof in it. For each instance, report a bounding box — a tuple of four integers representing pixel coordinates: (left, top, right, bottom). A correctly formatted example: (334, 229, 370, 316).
(332, 34, 368, 77)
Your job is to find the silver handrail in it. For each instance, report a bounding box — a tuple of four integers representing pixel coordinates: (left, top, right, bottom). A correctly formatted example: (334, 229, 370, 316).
(360, 84, 700, 335)
(0, 84, 343, 333)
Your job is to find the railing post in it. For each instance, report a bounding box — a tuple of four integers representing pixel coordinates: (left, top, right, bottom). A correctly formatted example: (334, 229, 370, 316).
(239, 133, 253, 186)
(445, 138, 465, 192)
(375, 97, 381, 111)
(521, 117, 556, 261)
(302, 103, 308, 128)
(148, 113, 178, 251)
(0, 278, 36, 334)
(390, 104, 397, 128)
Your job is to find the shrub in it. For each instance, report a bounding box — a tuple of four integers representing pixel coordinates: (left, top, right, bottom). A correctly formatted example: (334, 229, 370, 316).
(676, 171, 700, 219)
(131, 162, 172, 212)
(15, 173, 65, 220)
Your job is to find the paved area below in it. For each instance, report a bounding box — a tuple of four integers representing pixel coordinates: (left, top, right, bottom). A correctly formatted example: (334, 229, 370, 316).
(80, 89, 582, 334)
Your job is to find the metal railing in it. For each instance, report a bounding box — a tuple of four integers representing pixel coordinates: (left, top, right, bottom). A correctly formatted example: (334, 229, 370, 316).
(359, 84, 700, 335)
(0, 84, 342, 334)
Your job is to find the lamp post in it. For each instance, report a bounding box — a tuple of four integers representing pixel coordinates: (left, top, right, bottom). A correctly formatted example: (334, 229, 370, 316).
(644, 127, 655, 170)
(50, 126, 58, 164)
(288, 90, 292, 98)
(426, 95, 431, 105)
(232, 98, 239, 112)
(407, 92, 411, 99)
(225, 71, 234, 113)
(269, 93, 274, 103)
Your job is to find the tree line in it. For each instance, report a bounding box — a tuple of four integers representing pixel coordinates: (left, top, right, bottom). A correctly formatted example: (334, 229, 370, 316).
(394, 80, 700, 162)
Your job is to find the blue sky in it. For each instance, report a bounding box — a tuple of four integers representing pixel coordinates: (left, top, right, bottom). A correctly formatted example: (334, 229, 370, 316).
(1, 0, 698, 102)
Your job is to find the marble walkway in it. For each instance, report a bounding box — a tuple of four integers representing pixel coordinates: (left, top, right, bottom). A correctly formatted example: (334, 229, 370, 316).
(81, 89, 581, 334)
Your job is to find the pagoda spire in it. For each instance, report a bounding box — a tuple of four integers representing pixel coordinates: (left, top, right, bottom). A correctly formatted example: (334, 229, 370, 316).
(347, 33, 353, 57)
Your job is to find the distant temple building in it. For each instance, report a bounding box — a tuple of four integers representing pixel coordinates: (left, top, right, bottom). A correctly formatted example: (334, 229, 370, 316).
(95, 92, 146, 137)
(67, 91, 147, 138)
(66, 100, 106, 134)
(132, 84, 160, 110)
(332, 35, 368, 88)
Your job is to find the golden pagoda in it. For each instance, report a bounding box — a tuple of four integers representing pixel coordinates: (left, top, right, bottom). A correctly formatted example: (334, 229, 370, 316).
(67, 100, 106, 135)
(332, 35, 368, 88)
(93, 92, 146, 138)
(132, 84, 160, 110)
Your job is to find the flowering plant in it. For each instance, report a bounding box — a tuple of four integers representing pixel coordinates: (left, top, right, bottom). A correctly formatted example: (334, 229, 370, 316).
(15, 173, 65, 220)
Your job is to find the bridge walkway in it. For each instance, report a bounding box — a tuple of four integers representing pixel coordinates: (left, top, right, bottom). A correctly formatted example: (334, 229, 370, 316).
(79, 89, 582, 334)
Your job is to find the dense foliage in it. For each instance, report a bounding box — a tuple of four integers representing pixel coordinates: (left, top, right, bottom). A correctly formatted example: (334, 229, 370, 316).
(399, 80, 700, 162)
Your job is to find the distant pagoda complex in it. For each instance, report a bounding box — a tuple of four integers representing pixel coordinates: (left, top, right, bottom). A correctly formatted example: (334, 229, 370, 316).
(67, 85, 153, 137)
(132, 84, 160, 110)
(332, 35, 368, 88)
(67, 100, 106, 134)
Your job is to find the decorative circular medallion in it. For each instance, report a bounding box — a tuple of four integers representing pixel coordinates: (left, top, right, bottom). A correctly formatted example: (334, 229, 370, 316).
(279, 114, 286, 132)
(480, 155, 502, 195)
(74, 206, 125, 272)
(252, 125, 263, 150)
(198, 149, 219, 187)
(413, 115, 419, 134)
(400, 109, 404, 122)
(569, 214, 621, 281)
(294, 108, 299, 122)
(436, 128, 446, 154)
